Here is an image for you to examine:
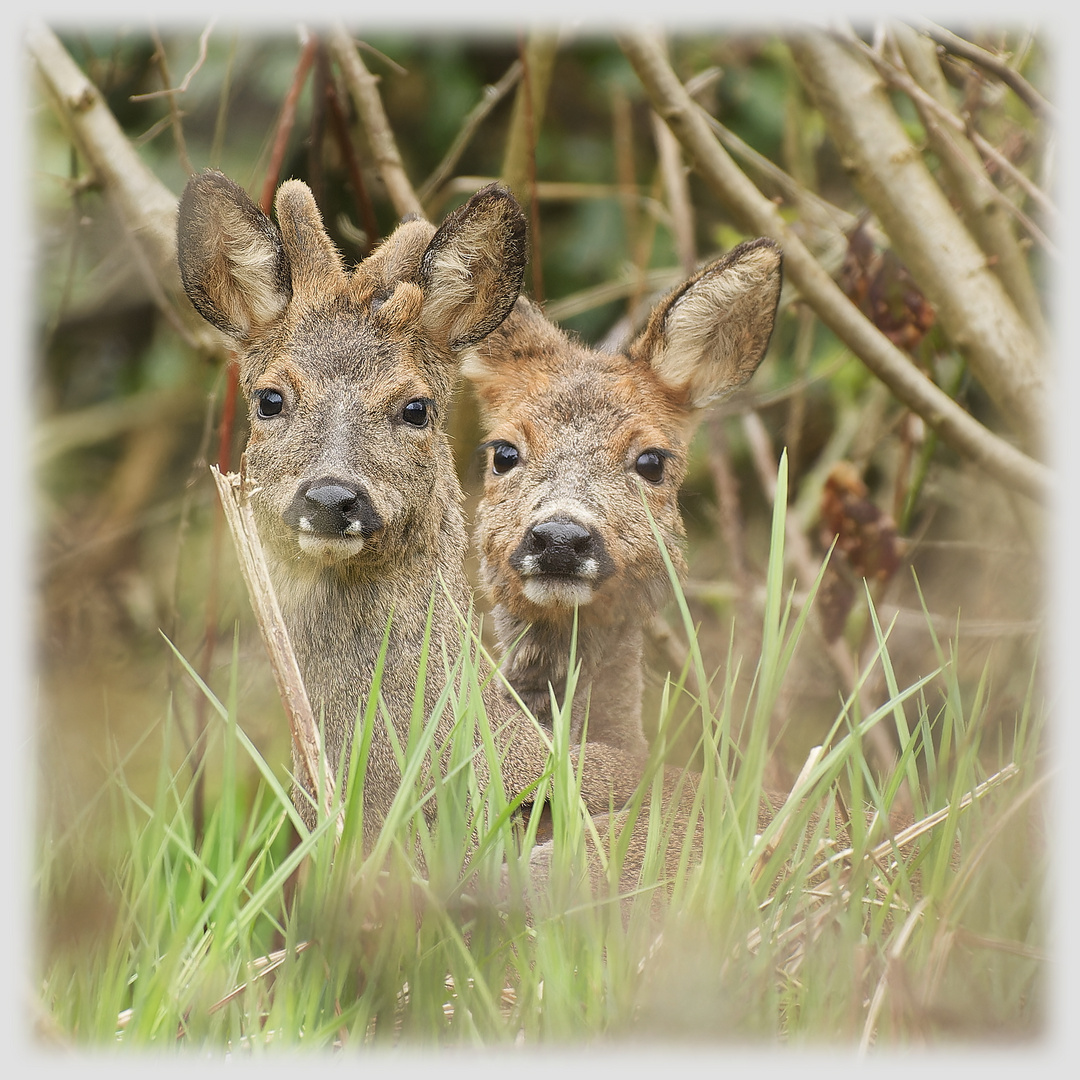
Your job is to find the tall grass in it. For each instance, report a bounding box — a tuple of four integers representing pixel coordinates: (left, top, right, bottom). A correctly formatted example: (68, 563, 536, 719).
(35, 457, 1047, 1050)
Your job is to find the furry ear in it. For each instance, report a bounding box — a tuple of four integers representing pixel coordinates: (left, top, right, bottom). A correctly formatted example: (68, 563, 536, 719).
(418, 183, 528, 351)
(177, 169, 293, 340)
(273, 179, 345, 293)
(630, 238, 782, 409)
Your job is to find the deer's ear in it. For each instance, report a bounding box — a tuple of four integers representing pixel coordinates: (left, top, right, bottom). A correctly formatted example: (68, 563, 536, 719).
(630, 238, 782, 409)
(177, 169, 293, 340)
(418, 184, 528, 351)
(273, 180, 345, 292)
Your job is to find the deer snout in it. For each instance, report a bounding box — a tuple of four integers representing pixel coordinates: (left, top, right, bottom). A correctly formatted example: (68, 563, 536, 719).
(283, 478, 384, 558)
(511, 518, 615, 580)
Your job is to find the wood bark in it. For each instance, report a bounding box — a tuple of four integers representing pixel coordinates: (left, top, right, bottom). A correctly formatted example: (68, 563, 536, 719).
(788, 29, 1046, 453)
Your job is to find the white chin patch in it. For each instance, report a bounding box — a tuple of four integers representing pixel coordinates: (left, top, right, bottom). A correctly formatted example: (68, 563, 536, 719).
(297, 533, 366, 563)
(521, 577, 596, 608)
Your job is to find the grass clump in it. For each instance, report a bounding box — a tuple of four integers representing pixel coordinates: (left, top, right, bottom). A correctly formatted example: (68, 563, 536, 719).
(34, 458, 1047, 1051)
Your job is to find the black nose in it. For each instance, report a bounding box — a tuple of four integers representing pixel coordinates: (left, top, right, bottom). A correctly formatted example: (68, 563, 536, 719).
(283, 477, 384, 538)
(307, 483, 360, 515)
(516, 519, 597, 575)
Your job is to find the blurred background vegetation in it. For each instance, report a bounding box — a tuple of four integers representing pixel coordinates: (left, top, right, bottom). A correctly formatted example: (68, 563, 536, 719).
(31, 21, 1050, 996)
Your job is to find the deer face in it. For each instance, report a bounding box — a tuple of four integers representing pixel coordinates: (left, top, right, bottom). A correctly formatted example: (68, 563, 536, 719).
(467, 238, 783, 631)
(177, 170, 527, 578)
(473, 337, 694, 627)
(240, 310, 456, 571)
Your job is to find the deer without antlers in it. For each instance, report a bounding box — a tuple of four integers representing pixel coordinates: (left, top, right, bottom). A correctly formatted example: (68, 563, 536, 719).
(176, 169, 677, 841)
(465, 240, 783, 755)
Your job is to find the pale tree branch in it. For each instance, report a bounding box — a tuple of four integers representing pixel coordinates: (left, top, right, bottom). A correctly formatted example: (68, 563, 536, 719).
(915, 18, 1055, 122)
(328, 23, 424, 221)
(788, 29, 1046, 454)
(883, 25, 1056, 225)
(617, 30, 1050, 503)
(877, 26, 1055, 330)
(27, 22, 220, 353)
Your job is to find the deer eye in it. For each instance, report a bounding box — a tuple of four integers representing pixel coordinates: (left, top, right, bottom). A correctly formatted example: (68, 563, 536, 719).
(401, 398, 431, 428)
(635, 449, 667, 484)
(491, 442, 519, 474)
(256, 389, 284, 418)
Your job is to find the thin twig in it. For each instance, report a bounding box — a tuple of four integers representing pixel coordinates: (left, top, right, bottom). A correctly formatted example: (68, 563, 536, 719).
(788, 29, 1046, 450)
(651, 109, 696, 274)
(704, 413, 751, 617)
(130, 21, 216, 101)
(701, 110, 860, 239)
(846, 28, 1057, 250)
(417, 60, 523, 207)
(324, 58, 380, 251)
(148, 30, 193, 175)
(915, 19, 1054, 122)
(544, 265, 683, 323)
(259, 29, 318, 215)
(885, 23, 1047, 340)
(430, 175, 672, 218)
(741, 411, 903, 790)
(612, 83, 640, 261)
(27, 22, 220, 351)
(518, 31, 545, 303)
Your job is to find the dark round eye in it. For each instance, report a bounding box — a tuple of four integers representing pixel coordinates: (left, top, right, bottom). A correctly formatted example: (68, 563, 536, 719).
(491, 443, 519, 474)
(635, 449, 666, 484)
(256, 389, 284, 418)
(401, 399, 430, 428)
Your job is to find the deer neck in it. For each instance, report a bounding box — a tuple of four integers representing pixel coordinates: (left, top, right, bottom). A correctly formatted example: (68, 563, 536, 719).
(492, 603, 647, 755)
(264, 490, 473, 805)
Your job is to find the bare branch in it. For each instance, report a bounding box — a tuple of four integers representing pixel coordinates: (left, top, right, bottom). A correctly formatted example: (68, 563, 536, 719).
(501, 31, 558, 205)
(328, 24, 424, 220)
(916, 19, 1055, 122)
(872, 27, 1055, 256)
(886, 23, 1048, 339)
(259, 30, 318, 214)
(417, 60, 523, 207)
(27, 22, 219, 353)
(617, 30, 1050, 502)
(130, 21, 216, 101)
(651, 110, 696, 274)
(741, 412, 904, 794)
(788, 29, 1046, 453)
(515, 31, 547, 303)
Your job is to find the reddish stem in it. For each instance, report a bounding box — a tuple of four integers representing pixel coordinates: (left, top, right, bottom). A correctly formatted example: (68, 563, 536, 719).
(259, 33, 319, 214)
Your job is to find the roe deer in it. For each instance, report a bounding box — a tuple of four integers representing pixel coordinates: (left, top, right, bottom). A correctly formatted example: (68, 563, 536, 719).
(464, 241, 782, 755)
(177, 173, 922, 917)
(176, 170, 679, 840)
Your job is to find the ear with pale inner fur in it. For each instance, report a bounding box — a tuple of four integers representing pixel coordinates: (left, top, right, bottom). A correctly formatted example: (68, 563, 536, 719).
(177, 169, 293, 341)
(273, 180, 345, 294)
(630, 238, 782, 409)
(418, 183, 528, 352)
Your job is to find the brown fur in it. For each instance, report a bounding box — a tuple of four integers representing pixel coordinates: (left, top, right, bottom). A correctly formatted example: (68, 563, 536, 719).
(465, 241, 783, 754)
(177, 170, 687, 843)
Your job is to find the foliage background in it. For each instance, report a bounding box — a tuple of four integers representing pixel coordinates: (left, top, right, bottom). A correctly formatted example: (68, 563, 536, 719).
(20, 5, 1067, 1061)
